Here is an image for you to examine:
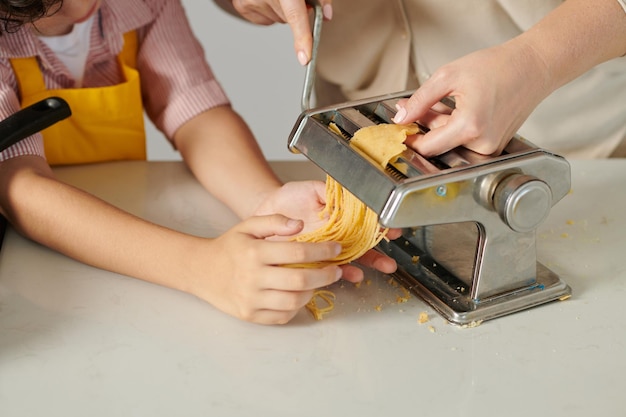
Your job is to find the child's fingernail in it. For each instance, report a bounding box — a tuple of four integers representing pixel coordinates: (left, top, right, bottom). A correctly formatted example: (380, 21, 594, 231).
(297, 50, 309, 66)
(393, 106, 407, 123)
(287, 219, 302, 228)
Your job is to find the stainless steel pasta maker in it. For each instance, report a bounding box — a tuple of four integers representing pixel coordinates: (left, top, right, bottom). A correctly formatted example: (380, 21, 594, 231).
(287, 91, 572, 325)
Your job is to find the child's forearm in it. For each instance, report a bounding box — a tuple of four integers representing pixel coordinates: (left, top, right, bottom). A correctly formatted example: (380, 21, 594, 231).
(173, 105, 283, 219)
(0, 156, 200, 294)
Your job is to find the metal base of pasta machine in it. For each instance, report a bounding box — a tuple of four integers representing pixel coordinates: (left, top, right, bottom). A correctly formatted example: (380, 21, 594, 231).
(377, 224, 570, 326)
(287, 90, 572, 326)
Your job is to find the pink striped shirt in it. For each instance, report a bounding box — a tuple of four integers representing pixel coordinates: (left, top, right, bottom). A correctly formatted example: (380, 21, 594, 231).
(0, 0, 230, 162)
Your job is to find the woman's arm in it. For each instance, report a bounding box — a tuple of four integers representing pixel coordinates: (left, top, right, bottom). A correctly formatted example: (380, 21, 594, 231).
(393, 0, 626, 156)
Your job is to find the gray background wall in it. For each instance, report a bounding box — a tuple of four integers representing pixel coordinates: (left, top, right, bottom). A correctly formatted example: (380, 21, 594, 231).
(145, 0, 305, 161)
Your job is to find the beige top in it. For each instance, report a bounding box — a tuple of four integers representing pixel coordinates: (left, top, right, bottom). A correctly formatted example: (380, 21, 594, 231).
(315, 0, 626, 158)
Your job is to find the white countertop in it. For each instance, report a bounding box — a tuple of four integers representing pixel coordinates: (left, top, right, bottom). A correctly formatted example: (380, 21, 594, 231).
(0, 160, 624, 417)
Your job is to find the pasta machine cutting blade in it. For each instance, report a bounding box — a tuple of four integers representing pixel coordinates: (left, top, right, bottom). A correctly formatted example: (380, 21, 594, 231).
(287, 91, 571, 325)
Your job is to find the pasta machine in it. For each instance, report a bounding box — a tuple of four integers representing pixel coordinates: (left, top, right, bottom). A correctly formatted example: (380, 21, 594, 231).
(287, 91, 572, 325)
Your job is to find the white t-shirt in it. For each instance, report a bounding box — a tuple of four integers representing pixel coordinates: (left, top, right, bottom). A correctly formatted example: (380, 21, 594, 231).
(38, 15, 94, 87)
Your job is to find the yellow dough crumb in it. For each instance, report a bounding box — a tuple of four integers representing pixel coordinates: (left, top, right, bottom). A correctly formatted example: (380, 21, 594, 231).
(418, 312, 429, 324)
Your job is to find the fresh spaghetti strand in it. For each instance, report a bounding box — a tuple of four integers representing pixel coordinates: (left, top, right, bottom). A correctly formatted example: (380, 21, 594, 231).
(305, 290, 336, 320)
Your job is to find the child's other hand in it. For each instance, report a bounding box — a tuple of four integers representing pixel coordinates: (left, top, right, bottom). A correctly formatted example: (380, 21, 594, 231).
(253, 180, 327, 233)
(254, 180, 399, 283)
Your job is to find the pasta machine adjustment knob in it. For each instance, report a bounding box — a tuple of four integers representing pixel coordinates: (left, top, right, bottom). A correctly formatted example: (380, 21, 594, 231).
(493, 173, 552, 233)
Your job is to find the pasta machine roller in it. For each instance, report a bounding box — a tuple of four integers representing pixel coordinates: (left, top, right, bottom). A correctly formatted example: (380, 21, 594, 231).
(287, 91, 571, 325)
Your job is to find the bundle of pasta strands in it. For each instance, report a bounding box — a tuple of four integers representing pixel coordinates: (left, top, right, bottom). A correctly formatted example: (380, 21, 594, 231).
(292, 123, 420, 319)
(289, 174, 384, 267)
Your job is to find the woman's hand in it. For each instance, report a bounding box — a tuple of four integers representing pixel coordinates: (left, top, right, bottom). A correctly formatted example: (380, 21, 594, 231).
(217, 0, 333, 65)
(392, 41, 551, 157)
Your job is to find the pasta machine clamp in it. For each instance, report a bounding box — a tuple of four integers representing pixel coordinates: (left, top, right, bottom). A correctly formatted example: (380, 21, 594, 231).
(287, 91, 572, 325)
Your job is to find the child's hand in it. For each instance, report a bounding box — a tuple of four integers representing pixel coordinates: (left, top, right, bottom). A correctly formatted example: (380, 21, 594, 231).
(189, 214, 342, 325)
(253, 180, 327, 233)
(254, 180, 399, 283)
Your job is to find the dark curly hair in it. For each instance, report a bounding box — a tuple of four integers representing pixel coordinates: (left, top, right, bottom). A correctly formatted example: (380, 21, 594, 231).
(0, 0, 63, 35)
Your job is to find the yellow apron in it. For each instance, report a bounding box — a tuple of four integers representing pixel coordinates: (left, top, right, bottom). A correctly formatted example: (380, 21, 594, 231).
(10, 31, 146, 166)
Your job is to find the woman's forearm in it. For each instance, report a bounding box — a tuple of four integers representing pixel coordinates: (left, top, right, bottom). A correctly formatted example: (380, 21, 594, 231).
(513, 0, 626, 93)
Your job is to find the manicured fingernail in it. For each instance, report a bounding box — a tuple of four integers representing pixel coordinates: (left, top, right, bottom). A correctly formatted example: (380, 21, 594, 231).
(297, 50, 309, 66)
(393, 105, 407, 123)
(323, 4, 333, 20)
